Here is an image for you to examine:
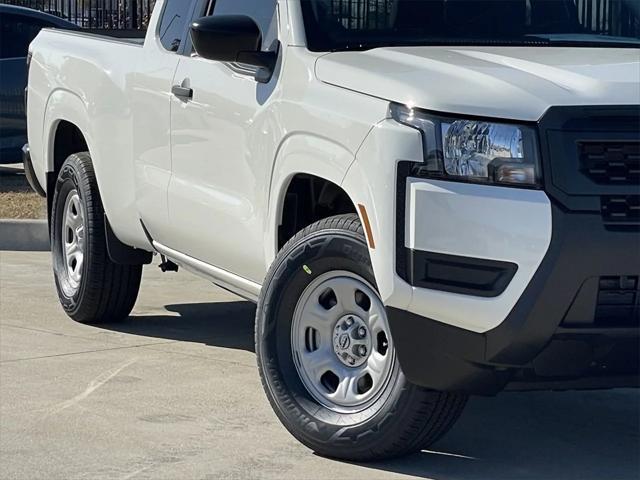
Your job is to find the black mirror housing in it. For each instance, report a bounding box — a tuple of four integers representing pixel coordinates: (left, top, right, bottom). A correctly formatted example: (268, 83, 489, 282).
(191, 15, 262, 62)
(191, 15, 277, 83)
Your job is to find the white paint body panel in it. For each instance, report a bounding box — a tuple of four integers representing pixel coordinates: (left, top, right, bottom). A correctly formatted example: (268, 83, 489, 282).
(405, 179, 552, 332)
(316, 47, 640, 121)
(25, 0, 639, 333)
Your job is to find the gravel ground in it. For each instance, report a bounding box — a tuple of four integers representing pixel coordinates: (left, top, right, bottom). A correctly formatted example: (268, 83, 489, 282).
(0, 164, 46, 219)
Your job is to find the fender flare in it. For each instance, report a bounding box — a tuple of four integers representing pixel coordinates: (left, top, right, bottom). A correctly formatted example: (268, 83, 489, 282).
(43, 88, 96, 174)
(264, 132, 359, 268)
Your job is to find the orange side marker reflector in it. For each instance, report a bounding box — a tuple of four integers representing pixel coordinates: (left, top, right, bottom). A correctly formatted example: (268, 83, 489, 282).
(358, 204, 376, 250)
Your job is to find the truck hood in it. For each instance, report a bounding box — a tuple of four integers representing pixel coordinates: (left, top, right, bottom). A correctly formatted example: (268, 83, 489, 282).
(315, 47, 640, 121)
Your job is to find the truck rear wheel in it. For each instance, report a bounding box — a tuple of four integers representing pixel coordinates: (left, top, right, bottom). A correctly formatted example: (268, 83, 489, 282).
(51, 152, 142, 324)
(256, 214, 467, 461)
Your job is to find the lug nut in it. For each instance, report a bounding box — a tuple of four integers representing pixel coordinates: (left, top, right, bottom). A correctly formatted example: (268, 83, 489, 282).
(357, 326, 367, 338)
(358, 345, 367, 357)
(348, 357, 356, 365)
(346, 317, 354, 327)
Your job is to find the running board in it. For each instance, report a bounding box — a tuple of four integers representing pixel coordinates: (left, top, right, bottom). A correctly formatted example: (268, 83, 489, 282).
(152, 241, 261, 303)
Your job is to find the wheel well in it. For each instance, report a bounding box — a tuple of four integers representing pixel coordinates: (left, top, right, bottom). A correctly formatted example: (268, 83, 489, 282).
(278, 174, 357, 249)
(52, 121, 88, 175)
(47, 121, 89, 218)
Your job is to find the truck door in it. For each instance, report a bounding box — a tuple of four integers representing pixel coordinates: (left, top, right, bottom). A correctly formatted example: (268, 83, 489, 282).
(133, 0, 197, 240)
(165, 0, 279, 283)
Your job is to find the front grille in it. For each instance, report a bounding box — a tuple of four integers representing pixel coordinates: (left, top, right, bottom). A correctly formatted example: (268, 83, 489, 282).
(579, 141, 640, 185)
(601, 196, 640, 227)
(595, 276, 640, 328)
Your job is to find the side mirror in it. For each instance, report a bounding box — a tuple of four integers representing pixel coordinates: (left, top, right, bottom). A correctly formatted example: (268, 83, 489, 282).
(191, 15, 277, 84)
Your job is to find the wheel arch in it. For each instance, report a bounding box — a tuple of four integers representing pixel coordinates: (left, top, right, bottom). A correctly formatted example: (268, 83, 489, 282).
(42, 89, 148, 250)
(44, 89, 95, 175)
(265, 133, 365, 268)
(42, 90, 95, 220)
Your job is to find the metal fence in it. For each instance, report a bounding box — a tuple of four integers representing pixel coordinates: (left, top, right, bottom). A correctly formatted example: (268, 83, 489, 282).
(2, 0, 638, 35)
(2, 0, 156, 29)
(577, 0, 639, 36)
(328, 0, 638, 36)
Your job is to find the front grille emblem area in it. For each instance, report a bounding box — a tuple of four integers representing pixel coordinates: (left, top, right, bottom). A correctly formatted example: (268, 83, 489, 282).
(601, 196, 640, 228)
(579, 142, 640, 185)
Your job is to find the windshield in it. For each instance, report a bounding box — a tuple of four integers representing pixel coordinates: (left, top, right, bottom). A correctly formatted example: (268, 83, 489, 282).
(301, 0, 640, 51)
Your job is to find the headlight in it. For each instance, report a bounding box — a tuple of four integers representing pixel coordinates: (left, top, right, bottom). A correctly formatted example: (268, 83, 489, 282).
(390, 103, 541, 187)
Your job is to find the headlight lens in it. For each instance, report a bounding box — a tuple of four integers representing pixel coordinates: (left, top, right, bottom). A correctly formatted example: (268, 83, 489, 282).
(390, 104, 541, 187)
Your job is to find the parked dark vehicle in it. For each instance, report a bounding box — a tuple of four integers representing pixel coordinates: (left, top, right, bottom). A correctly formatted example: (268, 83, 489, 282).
(0, 5, 79, 164)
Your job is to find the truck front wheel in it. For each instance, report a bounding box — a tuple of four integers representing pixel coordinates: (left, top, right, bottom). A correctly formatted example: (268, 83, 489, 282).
(256, 214, 467, 461)
(50, 152, 142, 324)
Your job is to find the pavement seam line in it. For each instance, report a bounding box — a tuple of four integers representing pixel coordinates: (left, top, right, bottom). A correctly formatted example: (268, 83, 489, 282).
(1, 322, 179, 351)
(0, 341, 176, 364)
(0, 324, 255, 368)
(136, 344, 257, 369)
(1, 341, 255, 369)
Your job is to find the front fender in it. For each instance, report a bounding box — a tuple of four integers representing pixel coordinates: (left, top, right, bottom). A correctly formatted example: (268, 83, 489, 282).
(341, 120, 424, 309)
(264, 132, 360, 269)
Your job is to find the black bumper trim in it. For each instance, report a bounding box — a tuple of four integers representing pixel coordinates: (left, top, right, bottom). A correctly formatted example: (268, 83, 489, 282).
(387, 306, 505, 394)
(405, 249, 517, 298)
(387, 203, 640, 394)
(387, 306, 640, 394)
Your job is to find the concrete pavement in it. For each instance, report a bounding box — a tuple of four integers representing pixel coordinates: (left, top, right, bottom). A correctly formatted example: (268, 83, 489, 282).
(0, 251, 638, 480)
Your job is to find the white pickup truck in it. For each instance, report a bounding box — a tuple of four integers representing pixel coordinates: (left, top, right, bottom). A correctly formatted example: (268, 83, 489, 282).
(24, 0, 640, 461)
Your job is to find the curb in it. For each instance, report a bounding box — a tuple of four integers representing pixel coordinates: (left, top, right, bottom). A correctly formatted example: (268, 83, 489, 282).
(0, 219, 50, 252)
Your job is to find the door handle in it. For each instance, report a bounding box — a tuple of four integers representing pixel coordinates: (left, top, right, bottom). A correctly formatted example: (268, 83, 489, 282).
(171, 85, 193, 100)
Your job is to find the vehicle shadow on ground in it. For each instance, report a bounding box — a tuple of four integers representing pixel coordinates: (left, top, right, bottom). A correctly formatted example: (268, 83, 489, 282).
(356, 387, 639, 480)
(107, 301, 639, 480)
(110, 301, 257, 352)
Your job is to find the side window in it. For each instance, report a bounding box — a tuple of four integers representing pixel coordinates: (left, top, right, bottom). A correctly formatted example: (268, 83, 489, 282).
(0, 14, 52, 60)
(158, 0, 194, 52)
(210, 0, 278, 49)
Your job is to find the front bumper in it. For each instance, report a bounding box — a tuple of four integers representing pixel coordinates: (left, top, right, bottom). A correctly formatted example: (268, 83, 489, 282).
(388, 203, 639, 394)
(387, 106, 639, 394)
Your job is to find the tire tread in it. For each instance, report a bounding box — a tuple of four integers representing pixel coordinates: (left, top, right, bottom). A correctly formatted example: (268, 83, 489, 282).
(51, 152, 142, 324)
(256, 213, 467, 462)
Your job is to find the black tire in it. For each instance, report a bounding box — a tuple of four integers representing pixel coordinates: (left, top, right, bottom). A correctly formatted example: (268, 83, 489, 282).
(256, 214, 467, 461)
(51, 152, 142, 324)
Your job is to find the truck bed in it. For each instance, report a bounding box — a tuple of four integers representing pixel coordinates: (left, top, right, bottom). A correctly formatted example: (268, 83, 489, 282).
(27, 27, 148, 248)
(41, 28, 146, 46)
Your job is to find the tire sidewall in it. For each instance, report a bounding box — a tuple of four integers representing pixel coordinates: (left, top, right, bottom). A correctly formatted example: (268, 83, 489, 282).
(51, 155, 92, 315)
(257, 226, 414, 453)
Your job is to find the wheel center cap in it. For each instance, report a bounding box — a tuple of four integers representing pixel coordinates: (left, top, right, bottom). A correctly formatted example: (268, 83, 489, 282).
(333, 315, 372, 368)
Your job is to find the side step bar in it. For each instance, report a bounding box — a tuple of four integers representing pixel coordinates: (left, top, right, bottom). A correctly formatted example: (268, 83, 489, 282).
(152, 241, 262, 303)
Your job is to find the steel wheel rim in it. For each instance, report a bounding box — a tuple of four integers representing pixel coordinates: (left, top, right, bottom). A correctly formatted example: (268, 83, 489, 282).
(291, 271, 395, 414)
(61, 190, 85, 296)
